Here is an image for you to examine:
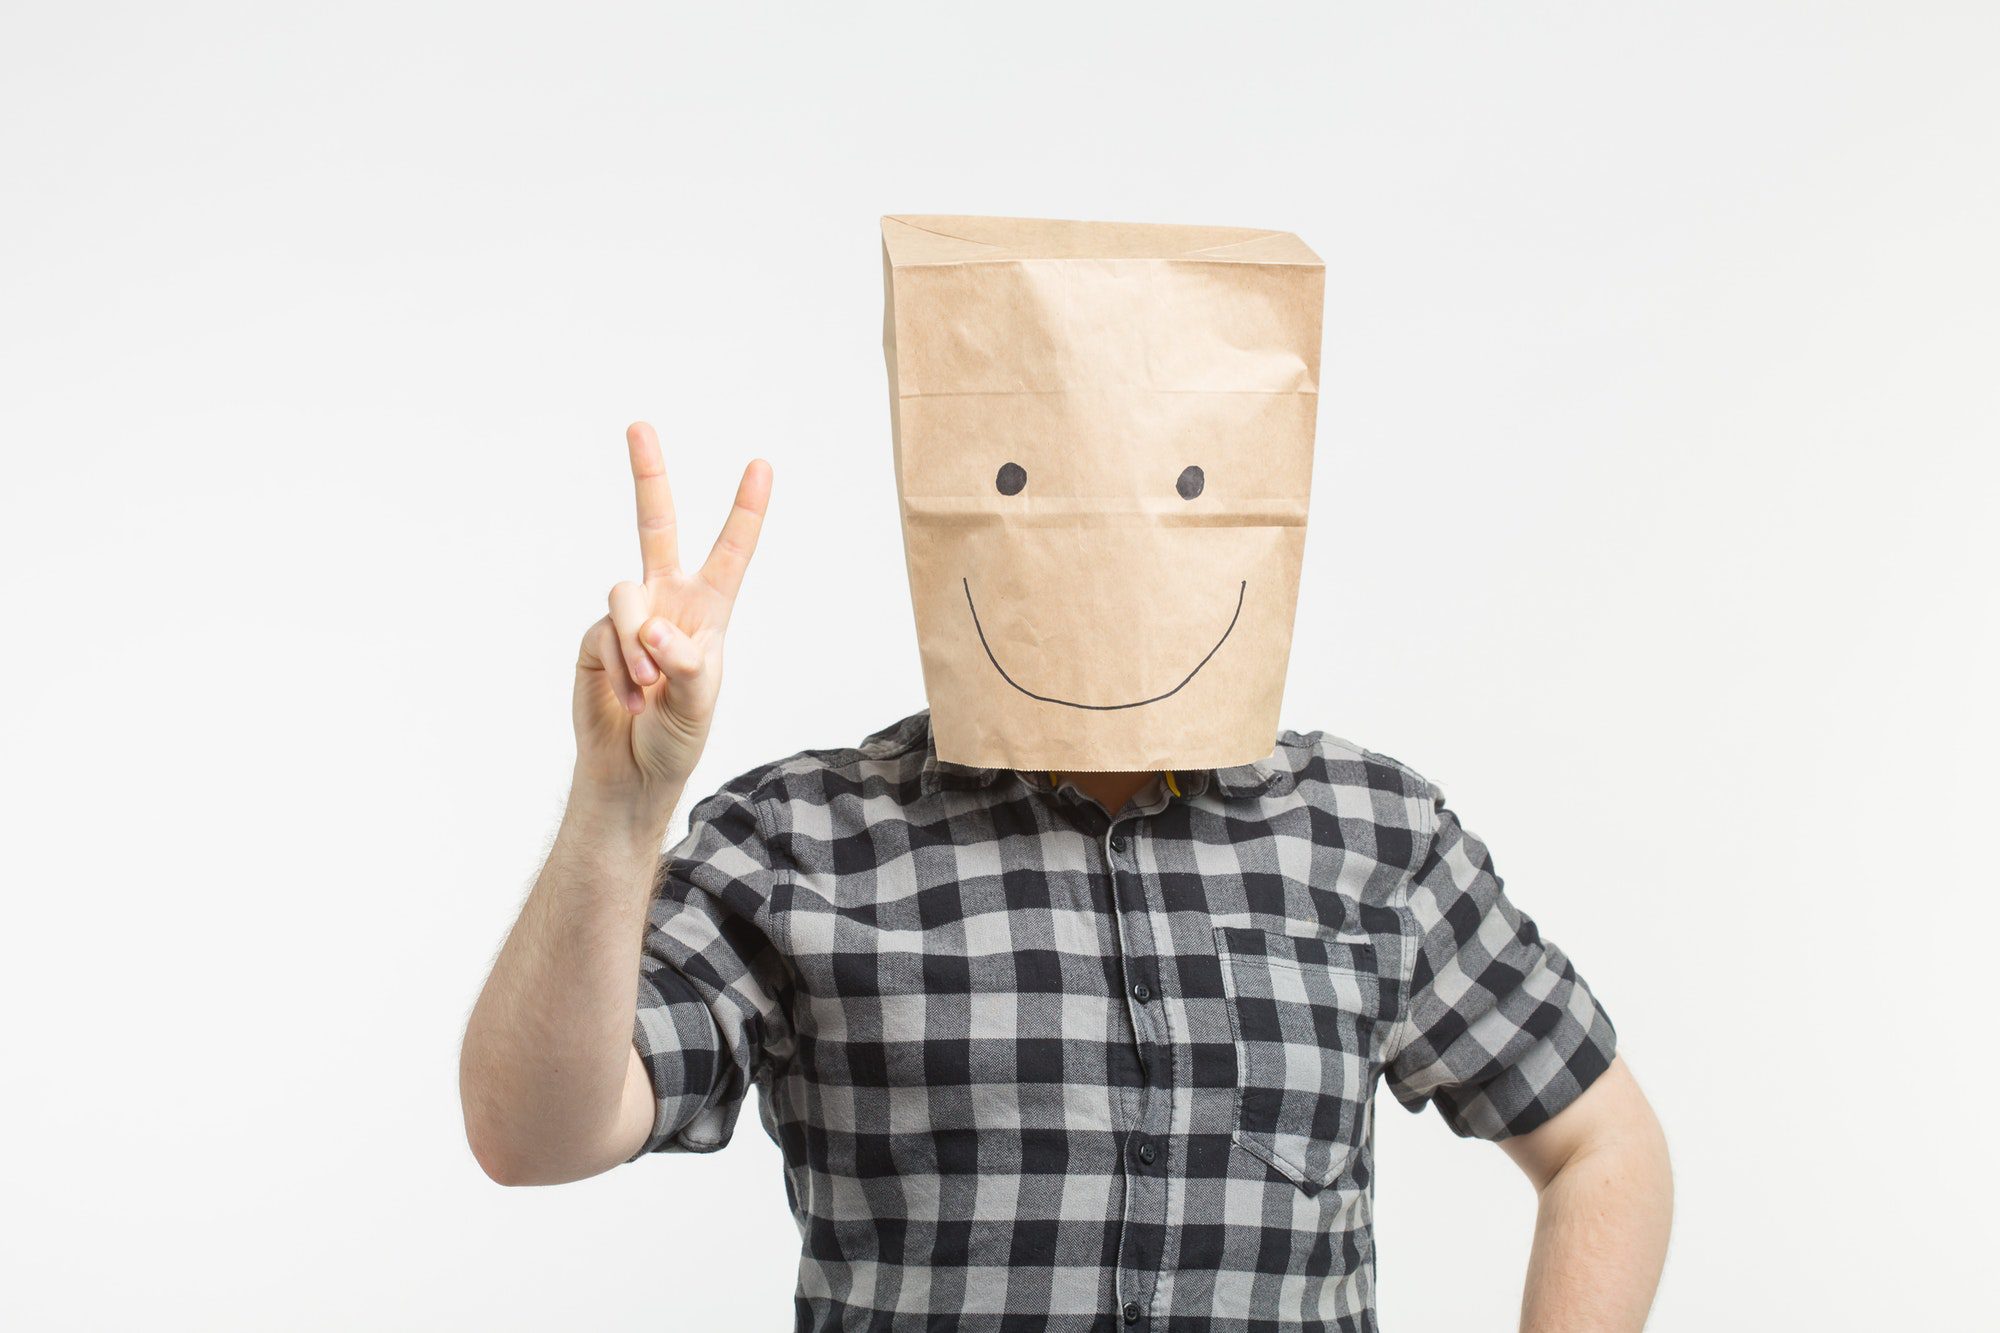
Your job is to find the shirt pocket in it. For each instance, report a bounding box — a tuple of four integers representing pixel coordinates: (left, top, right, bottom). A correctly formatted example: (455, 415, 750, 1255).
(1212, 925, 1387, 1197)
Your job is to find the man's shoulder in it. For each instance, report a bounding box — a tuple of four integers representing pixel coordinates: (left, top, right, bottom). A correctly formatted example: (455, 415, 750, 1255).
(1253, 731, 1451, 883)
(700, 709, 934, 816)
(1267, 727, 1444, 839)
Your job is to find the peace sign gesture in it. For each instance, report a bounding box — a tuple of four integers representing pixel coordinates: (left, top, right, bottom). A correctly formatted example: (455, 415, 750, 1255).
(573, 422, 772, 806)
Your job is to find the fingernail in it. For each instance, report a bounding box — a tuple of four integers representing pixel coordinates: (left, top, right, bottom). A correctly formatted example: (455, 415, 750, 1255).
(644, 622, 668, 649)
(633, 656, 657, 683)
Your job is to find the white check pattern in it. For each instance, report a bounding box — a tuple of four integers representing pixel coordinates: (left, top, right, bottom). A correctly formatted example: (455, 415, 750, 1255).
(630, 710, 1617, 1332)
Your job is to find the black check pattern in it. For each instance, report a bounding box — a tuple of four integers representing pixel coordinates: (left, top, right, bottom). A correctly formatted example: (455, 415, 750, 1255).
(630, 710, 1617, 1332)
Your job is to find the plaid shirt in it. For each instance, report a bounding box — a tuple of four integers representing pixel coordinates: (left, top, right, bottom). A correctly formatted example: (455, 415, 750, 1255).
(630, 710, 1617, 1332)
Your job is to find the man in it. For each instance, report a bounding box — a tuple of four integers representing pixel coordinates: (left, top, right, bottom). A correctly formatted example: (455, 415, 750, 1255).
(460, 432, 1671, 1332)
(462, 218, 1670, 1333)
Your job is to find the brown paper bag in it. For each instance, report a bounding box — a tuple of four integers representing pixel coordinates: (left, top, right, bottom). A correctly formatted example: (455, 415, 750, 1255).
(881, 214, 1324, 772)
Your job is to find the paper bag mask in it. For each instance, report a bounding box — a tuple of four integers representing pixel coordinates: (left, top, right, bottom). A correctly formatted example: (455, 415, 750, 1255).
(881, 214, 1324, 772)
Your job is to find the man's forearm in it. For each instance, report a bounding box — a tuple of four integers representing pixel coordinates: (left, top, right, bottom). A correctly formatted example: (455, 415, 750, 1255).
(459, 777, 678, 1185)
(1519, 1127, 1674, 1332)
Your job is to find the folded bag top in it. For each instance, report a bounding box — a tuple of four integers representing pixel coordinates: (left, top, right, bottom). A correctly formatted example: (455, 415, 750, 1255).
(881, 213, 1321, 264)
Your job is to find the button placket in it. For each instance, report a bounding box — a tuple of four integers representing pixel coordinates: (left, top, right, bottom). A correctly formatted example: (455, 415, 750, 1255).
(1104, 810, 1171, 1327)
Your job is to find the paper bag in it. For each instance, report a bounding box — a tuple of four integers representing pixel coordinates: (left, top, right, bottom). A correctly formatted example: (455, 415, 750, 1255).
(881, 214, 1324, 772)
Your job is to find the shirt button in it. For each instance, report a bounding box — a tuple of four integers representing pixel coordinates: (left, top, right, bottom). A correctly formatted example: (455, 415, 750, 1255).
(1109, 833, 1128, 853)
(1131, 981, 1151, 1002)
(1135, 1140, 1157, 1166)
(1122, 1301, 1141, 1324)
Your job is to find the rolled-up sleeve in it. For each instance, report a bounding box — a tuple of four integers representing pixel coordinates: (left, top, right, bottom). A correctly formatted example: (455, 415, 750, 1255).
(629, 785, 789, 1159)
(1383, 793, 1617, 1141)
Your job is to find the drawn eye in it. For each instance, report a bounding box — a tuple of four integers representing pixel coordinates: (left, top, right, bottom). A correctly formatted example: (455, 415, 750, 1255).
(996, 462, 1027, 496)
(1176, 465, 1205, 500)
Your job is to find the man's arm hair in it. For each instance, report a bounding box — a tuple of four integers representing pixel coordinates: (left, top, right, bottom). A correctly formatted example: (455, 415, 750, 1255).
(458, 790, 675, 1186)
(1501, 1054, 1675, 1332)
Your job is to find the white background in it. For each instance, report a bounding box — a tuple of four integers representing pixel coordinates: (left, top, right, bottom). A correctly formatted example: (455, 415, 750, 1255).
(3, 3, 1994, 1329)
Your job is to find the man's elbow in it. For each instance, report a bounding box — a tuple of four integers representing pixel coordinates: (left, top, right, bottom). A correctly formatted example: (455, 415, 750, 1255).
(459, 1059, 535, 1186)
(467, 1128, 534, 1188)
(460, 1091, 639, 1187)
(458, 1041, 656, 1186)
(461, 1096, 540, 1187)
(464, 1122, 611, 1187)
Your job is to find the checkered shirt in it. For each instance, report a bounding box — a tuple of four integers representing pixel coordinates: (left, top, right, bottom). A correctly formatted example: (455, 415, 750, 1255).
(630, 710, 1617, 1332)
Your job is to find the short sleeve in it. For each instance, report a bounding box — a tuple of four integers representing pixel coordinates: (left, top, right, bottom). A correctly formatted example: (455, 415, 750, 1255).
(628, 785, 790, 1159)
(1383, 796, 1617, 1141)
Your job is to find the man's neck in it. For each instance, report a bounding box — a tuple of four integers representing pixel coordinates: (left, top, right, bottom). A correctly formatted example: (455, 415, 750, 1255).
(1050, 770, 1158, 819)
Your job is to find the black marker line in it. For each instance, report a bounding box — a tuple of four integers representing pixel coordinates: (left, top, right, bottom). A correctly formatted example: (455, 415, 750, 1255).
(961, 578, 1247, 711)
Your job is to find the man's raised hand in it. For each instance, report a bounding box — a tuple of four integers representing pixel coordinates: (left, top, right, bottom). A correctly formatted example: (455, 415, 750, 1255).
(573, 422, 771, 810)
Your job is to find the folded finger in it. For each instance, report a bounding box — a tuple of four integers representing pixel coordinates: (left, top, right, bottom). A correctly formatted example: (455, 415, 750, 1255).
(588, 617, 644, 714)
(607, 581, 659, 687)
(639, 616, 703, 680)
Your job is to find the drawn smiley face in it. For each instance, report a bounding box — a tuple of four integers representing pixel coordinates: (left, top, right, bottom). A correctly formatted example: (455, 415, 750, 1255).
(962, 460, 1248, 710)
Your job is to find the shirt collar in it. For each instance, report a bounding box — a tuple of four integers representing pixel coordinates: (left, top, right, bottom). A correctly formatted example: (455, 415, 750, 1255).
(913, 712, 1283, 800)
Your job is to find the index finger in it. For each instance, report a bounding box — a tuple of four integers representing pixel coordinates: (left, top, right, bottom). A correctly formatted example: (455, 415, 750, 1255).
(627, 421, 679, 580)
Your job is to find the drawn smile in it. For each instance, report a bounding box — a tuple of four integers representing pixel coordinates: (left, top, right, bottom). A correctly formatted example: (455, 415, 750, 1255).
(961, 578, 1247, 711)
